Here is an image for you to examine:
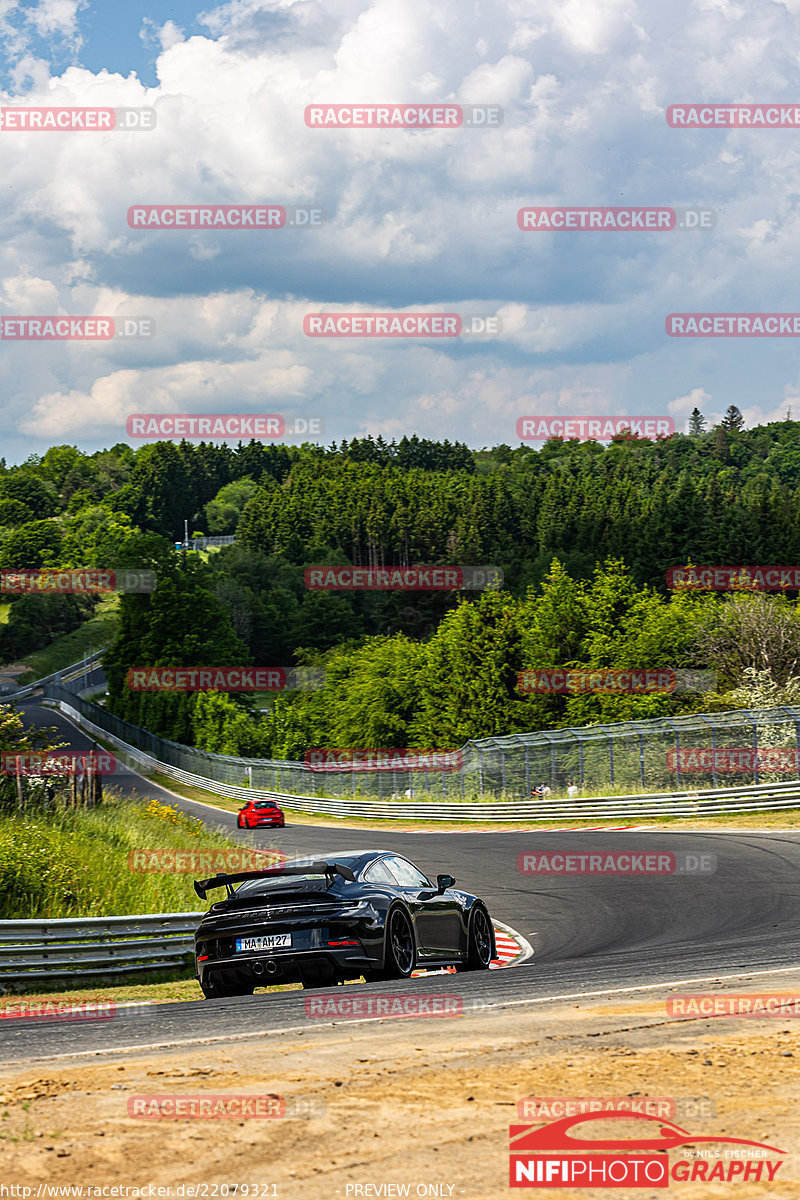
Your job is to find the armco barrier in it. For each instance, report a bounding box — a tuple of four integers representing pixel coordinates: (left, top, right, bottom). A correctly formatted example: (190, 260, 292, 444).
(0, 913, 201, 983)
(1, 650, 105, 701)
(42, 683, 800, 799)
(52, 698, 800, 821)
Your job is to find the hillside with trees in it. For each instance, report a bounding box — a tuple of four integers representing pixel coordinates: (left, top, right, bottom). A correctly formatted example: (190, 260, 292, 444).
(5, 413, 800, 756)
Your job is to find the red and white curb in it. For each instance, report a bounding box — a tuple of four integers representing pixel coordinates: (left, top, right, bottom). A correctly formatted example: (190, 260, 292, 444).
(491, 919, 534, 969)
(413, 919, 533, 976)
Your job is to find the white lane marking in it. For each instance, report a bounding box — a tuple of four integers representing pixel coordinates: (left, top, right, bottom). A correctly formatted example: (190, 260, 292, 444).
(12, 963, 800, 1064)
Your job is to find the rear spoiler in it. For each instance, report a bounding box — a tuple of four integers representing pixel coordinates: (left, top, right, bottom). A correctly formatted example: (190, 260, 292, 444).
(193, 860, 356, 900)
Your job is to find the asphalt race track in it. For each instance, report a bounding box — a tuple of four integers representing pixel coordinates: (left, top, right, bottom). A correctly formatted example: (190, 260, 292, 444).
(4, 698, 800, 1062)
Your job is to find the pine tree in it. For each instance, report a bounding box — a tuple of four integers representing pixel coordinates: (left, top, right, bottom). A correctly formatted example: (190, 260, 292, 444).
(689, 408, 706, 435)
(720, 405, 745, 432)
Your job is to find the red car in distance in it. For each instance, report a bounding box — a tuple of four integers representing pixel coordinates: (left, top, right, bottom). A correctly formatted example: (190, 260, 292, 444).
(237, 799, 286, 829)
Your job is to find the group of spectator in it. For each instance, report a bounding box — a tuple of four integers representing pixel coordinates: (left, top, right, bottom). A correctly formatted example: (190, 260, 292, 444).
(530, 779, 580, 799)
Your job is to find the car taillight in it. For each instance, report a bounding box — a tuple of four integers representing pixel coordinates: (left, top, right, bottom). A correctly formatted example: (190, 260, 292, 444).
(197, 954, 209, 961)
(327, 939, 359, 947)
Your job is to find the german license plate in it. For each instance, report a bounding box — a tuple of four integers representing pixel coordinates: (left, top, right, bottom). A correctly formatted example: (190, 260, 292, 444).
(235, 934, 291, 952)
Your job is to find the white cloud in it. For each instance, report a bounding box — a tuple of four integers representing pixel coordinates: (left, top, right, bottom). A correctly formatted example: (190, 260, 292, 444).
(2, 0, 800, 458)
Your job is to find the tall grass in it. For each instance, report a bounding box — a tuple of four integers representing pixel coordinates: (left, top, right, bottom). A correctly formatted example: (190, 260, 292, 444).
(0, 794, 260, 918)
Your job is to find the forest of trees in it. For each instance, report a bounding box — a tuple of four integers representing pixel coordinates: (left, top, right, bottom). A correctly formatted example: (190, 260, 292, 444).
(5, 414, 800, 757)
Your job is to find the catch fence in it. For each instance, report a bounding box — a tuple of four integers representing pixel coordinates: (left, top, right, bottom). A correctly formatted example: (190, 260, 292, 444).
(41, 684, 800, 800)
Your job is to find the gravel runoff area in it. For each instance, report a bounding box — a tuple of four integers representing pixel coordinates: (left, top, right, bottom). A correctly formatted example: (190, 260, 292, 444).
(0, 969, 798, 1198)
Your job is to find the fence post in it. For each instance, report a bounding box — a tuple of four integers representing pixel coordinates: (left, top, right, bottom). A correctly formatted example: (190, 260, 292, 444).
(575, 734, 585, 789)
(751, 715, 759, 785)
(638, 732, 646, 787)
(697, 714, 718, 787)
(608, 732, 615, 787)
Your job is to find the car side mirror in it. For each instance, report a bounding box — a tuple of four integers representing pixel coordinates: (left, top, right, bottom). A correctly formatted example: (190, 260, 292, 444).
(437, 874, 455, 893)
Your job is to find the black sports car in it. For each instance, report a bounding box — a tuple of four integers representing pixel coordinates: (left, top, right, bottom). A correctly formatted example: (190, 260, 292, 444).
(193, 848, 496, 998)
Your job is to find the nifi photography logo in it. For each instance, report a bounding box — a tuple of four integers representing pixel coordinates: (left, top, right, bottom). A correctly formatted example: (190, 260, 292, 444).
(508, 1110, 785, 1187)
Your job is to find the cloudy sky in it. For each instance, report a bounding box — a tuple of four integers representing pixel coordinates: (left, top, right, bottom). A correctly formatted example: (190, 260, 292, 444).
(1, 0, 800, 462)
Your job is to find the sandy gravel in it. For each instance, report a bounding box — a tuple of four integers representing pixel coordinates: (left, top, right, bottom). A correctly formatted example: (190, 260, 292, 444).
(1, 974, 799, 1199)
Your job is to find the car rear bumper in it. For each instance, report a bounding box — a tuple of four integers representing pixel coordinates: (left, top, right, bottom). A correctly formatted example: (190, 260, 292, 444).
(197, 946, 373, 985)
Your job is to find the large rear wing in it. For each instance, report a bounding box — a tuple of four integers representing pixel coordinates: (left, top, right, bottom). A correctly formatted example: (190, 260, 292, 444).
(194, 860, 356, 900)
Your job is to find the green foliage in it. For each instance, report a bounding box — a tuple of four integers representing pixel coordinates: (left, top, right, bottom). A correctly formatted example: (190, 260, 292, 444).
(0, 474, 58, 518)
(104, 558, 253, 740)
(0, 521, 63, 569)
(0, 794, 243, 918)
(0, 704, 65, 809)
(204, 478, 259, 535)
(0, 498, 33, 527)
(15, 425, 800, 761)
(0, 593, 95, 662)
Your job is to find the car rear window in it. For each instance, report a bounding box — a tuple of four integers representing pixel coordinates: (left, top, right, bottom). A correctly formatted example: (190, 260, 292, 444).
(253, 802, 277, 809)
(236, 873, 327, 895)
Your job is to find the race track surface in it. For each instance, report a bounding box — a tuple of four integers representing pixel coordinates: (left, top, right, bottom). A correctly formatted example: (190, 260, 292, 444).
(5, 699, 800, 1063)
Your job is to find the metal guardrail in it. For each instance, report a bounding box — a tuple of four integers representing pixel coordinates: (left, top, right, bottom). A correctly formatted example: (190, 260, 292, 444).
(0, 650, 105, 701)
(55, 700, 800, 821)
(0, 912, 202, 983)
(43, 681, 800, 800)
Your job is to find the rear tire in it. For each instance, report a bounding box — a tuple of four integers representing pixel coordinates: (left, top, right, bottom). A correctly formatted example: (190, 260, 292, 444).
(199, 971, 254, 999)
(376, 906, 415, 979)
(458, 906, 493, 971)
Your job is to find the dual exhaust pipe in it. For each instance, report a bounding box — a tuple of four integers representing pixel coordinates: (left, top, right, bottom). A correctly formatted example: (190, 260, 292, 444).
(252, 959, 280, 978)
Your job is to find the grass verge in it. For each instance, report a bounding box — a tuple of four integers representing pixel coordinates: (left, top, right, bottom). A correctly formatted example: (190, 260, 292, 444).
(16, 595, 119, 684)
(0, 791, 247, 919)
(132, 767, 800, 832)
